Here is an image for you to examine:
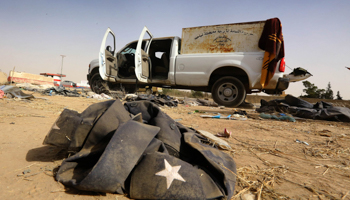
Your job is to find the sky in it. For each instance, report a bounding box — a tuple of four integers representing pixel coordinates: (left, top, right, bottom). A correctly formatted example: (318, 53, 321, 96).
(1, 0, 349, 99)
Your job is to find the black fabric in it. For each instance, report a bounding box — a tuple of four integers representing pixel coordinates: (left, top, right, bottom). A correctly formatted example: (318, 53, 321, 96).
(43, 100, 116, 151)
(285, 95, 313, 108)
(44, 100, 237, 199)
(125, 94, 178, 107)
(130, 153, 207, 199)
(182, 132, 236, 198)
(257, 95, 350, 122)
(289, 67, 312, 76)
(57, 120, 160, 193)
(124, 101, 182, 157)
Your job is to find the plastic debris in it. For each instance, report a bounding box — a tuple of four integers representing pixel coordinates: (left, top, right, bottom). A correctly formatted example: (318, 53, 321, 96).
(230, 114, 247, 120)
(295, 139, 309, 145)
(0, 85, 34, 99)
(216, 128, 231, 138)
(0, 89, 4, 99)
(259, 113, 296, 122)
(89, 93, 113, 100)
(197, 130, 232, 150)
(200, 114, 247, 120)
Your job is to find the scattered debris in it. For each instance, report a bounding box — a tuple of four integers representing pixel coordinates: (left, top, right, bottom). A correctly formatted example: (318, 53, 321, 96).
(216, 128, 232, 138)
(0, 85, 34, 99)
(295, 139, 309, 146)
(257, 95, 350, 122)
(200, 114, 223, 119)
(284, 67, 312, 82)
(230, 114, 248, 120)
(42, 86, 81, 97)
(181, 97, 218, 107)
(317, 129, 332, 137)
(200, 114, 247, 120)
(259, 113, 296, 122)
(124, 94, 178, 107)
(196, 98, 219, 107)
(0, 89, 4, 99)
(197, 130, 232, 150)
(88, 93, 113, 100)
(241, 191, 255, 200)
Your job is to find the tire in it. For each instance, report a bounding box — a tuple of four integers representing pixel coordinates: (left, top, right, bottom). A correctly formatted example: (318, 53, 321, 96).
(89, 73, 110, 94)
(211, 76, 246, 107)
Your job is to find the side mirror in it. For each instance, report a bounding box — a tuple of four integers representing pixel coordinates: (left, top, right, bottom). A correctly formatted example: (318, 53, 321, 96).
(106, 45, 113, 53)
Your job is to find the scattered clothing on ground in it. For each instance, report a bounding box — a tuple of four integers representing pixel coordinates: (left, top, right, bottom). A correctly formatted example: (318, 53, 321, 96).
(125, 94, 179, 107)
(256, 95, 350, 122)
(43, 100, 236, 199)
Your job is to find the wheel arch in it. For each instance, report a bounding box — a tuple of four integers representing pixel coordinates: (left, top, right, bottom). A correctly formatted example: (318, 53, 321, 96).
(209, 66, 250, 93)
(90, 67, 101, 80)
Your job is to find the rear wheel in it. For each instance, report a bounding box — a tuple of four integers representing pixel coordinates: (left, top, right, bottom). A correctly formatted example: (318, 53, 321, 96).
(90, 73, 110, 94)
(211, 76, 246, 107)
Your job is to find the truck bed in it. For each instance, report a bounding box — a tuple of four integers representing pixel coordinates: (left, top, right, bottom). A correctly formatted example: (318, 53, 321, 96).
(181, 21, 265, 54)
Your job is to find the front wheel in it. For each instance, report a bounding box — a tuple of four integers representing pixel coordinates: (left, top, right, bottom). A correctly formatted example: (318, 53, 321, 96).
(211, 77, 246, 107)
(89, 73, 110, 94)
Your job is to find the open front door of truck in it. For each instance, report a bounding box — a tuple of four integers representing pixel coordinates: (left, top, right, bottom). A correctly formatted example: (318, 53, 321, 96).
(99, 28, 118, 80)
(135, 26, 153, 83)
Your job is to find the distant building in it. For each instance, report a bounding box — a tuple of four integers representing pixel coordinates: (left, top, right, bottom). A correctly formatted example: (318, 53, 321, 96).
(40, 73, 66, 86)
(8, 71, 54, 85)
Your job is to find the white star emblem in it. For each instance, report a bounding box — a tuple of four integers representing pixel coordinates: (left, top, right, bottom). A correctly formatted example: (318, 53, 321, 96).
(155, 159, 186, 189)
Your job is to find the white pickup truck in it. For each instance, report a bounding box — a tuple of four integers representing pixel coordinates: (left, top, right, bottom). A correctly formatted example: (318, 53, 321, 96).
(87, 20, 289, 107)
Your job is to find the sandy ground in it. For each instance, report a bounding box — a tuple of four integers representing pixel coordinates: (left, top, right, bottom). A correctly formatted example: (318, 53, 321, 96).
(0, 93, 350, 200)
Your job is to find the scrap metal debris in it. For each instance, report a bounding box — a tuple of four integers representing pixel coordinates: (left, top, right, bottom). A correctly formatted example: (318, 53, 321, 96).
(0, 85, 34, 99)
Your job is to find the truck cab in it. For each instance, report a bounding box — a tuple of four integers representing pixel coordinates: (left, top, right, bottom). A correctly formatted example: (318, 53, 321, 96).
(88, 27, 179, 94)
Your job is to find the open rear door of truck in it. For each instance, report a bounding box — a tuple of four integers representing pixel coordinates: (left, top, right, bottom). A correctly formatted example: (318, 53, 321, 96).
(99, 28, 118, 80)
(135, 26, 153, 83)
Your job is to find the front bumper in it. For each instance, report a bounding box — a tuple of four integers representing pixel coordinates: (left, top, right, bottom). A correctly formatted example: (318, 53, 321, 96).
(264, 77, 289, 95)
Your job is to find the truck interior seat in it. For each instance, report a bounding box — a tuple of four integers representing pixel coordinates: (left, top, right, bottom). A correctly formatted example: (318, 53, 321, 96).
(161, 52, 169, 71)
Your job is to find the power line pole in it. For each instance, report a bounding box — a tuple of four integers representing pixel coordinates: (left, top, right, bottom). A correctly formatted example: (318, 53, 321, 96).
(60, 55, 66, 85)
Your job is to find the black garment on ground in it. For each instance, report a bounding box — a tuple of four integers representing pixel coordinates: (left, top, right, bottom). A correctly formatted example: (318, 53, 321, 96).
(125, 94, 178, 107)
(256, 95, 350, 122)
(43, 100, 236, 199)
